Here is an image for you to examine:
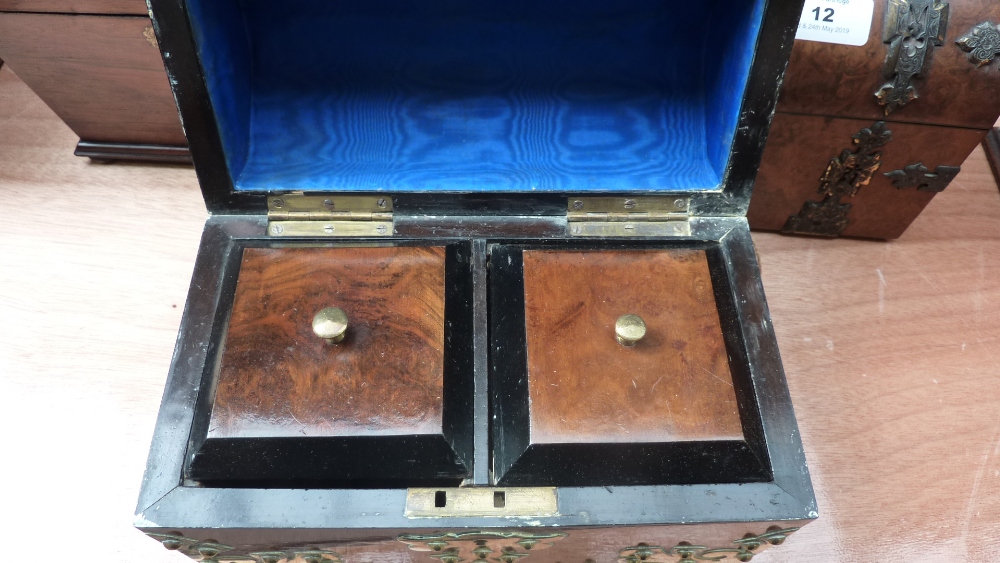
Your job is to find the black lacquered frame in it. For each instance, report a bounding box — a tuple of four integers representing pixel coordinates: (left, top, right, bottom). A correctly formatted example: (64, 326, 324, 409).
(135, 215, 816, 540)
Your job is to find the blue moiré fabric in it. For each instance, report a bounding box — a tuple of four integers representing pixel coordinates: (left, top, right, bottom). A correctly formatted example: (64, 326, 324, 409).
(186, 0, 252, 180)
(185, 0, 764, 193)
(705, 0, 768, 179)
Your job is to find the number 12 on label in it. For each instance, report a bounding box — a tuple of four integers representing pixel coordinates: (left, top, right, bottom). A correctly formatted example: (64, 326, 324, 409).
(812, 6, 834, 22)
(795, 0, 873, 47)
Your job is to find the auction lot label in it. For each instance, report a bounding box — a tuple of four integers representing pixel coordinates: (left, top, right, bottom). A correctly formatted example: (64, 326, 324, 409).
(795, 0, 874, 47)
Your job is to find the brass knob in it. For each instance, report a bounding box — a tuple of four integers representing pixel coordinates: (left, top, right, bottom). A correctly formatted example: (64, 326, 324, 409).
(615, 314, 646, 347)
(312, 307, 348, 344)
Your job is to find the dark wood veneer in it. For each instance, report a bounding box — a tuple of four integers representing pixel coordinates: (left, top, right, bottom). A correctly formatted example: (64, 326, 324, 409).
(211, 246, 447, 440)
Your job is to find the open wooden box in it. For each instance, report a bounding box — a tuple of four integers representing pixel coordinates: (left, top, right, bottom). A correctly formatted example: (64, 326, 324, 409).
(136, 1, 817, 561)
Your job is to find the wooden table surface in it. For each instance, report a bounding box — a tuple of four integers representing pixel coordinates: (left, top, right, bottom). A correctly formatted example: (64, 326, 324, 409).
(1, 65, 998, 562)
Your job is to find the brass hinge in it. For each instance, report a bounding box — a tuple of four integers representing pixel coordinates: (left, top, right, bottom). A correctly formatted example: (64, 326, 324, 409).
(266, 193, 393, 237)
(567, 196, 691, 236)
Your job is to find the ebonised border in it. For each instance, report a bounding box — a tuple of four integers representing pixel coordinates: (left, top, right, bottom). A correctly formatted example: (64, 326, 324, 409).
(706, 244, 771, 477)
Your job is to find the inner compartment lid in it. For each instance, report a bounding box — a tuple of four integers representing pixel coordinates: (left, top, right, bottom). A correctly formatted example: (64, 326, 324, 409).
(149, 0, 802, 211)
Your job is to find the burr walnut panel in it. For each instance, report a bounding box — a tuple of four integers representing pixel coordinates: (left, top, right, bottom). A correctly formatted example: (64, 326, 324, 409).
(777, 0, 1000, 129)
(490, 245, 768, 486)
(209, 246, 447, 439)
(521, 249, 743, 445)
(748, 113, 987, 239)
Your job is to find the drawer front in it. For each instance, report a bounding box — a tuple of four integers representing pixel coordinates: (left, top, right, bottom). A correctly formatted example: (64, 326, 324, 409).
(777, 0, 1000, 129)
(0, 13, 185, 146)
(748, 112, 985, 239)
(0, 0, 147, 15)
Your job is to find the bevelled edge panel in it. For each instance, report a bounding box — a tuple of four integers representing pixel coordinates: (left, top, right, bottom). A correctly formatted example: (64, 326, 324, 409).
(185, 241, 476, 488)
(490, 243, 771, 487)
(179, 0, 765, 193)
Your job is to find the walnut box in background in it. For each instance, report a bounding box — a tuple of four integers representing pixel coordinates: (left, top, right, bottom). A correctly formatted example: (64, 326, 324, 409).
(0, 0, 190, 163)
(748, 0, 1000, 239)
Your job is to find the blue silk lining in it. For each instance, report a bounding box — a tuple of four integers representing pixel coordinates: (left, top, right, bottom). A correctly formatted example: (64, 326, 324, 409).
(185, 0, 766, 193)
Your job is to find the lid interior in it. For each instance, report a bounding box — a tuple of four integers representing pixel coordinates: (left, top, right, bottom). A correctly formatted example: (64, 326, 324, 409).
(186, 0, 767, 193)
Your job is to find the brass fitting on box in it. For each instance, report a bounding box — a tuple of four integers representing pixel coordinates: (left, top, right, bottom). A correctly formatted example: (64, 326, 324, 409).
(313, 307, 349, 344)
(615, 314, 646, 347)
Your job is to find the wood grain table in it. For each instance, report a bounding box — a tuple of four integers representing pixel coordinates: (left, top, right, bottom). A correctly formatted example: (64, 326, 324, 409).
(1, 64, 998, 562)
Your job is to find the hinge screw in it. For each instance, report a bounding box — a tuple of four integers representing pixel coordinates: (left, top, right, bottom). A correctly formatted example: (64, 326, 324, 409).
(623, 199, 637, 209)
(572, 200, 584, 210)
(674, 198, 687, 209)
(377, 198, 387, 208)
(271, 224, 283, 234)
(323, 199, 335, 209)
(272, 198, 284, 209)
(571, 225, 582, 234)
(375, 224, 388, 234)
(323, 225, 335, 234)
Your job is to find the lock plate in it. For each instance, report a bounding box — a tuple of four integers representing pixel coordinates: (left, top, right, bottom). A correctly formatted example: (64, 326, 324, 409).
(405, 487, 558, 518)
